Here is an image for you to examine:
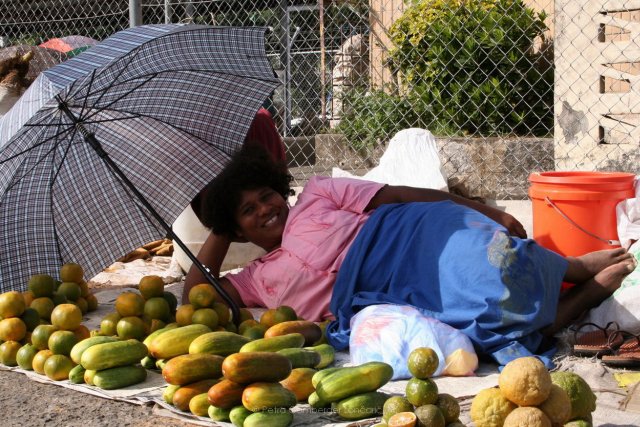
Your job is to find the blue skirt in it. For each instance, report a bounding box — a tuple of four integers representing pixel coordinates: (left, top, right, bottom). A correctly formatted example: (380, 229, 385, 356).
(326, 201, 568, 367)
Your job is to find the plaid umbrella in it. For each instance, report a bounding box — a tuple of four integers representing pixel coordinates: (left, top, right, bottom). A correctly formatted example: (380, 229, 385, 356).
(0, 24, 280, 322)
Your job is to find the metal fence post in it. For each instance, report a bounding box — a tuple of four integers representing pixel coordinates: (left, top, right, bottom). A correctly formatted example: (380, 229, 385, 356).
(129, 0, 142, 27)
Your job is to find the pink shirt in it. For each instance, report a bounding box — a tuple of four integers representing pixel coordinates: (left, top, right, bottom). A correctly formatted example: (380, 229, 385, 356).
(224, 176, 385, 321)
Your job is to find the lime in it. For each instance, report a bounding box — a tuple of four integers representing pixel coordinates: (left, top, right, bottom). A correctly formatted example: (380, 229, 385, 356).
(407, 347, 439, 379)
(383, 395, 414, 422)
(405, 377, 438, 406)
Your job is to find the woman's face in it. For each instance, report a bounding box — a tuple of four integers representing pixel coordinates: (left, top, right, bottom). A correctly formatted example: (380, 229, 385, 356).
(234, 186, 289, 251)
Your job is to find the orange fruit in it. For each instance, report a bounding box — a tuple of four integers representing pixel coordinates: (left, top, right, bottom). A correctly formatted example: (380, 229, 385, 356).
(143, 297, 171, 321)
(59, 263, 84, 283)
(242, 324, 268, 340)
(72, 325, 90, 341)
(388, 411, 418, 427)
(162, 291, 178, 313)
(51, 292, 68, 306)
(238, 308, 254, 323)
(100, 312, 121, 336)
(48, 330, 78, 356)
(260, 308, 289, 328)
(16, 343, 39, 370)
(78, 281, 90, 298)
(188, 283, 217, 308)
(22, 291, 35, 307)
(50, 303, 83, 330)
(44, 354, 75, 381)
(115, 292, 145, 317)
(0, 340, 22, 366)
(176, 304, 195, 326)
(0, 317, 27, 341)
(139, 275, 165, 299)
(148, 319, 166, 333)
(30, 297, 55, 321)
(116, 316, 147, 340)
(31, 324, 59, 350)
(191, 308, 219, 329)
(32, 349, 54, 374)
(85, 293, 98, 312)
(57, 282, 81, 302)
(238, 319, 259, 335)
(28, 274, 55, 298)
(408, 347, 439, 379)
(0, 291, 26, 318)
(212, 302, 231, 326)
(20, 308, 40, 332)
(75, 297, 89, 315)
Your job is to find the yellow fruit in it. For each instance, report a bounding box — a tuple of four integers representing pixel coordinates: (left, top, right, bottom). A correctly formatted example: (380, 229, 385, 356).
(538, 383, 572, 426)
(85, 293, 98, 312)
(48, 330, 78, 356)
(72, 325, 91, 341)
(116, 316, 147, 340)
(59, 263, 84, 283)
(407, 347, 439, 379)
(276, 305, 297, 321)
(28, 275, 55, 298)
(30, 297, 55, 321)
(0, 317, 27, 342)
(405, 377, 439, 407)
(32, 349, 54, 374)
(57, 282, 81, 302)
(176, 304, 195, 326)
(435, 393, 460, 424)
(100, 312, 122, 336)
(0, 291, 26, 318)
(498, 356, 551, 406)
(212, 302, 230, 326)
(191, 308, 218, 329)
(503, 406, 551, 427)
(139, 275, 165, 299)
(259, 308, 287, 328)
(115, 292, 145, 317)
(31, 324, 59, 350)
(414, 404, 445, 427)
(550, 371, 597, 421)
(78, 281, 90, 298)
(188, 283, 217, 308)
(470, 387, 517, 427)
(22, 291, 35, 307)
(44, 354, 75, 381)
(143, 297, 171, 321)
(50, 304, 83, 330)
(388, 411, 417, 427)
(0, 340, 22, 366)
(383, 396, 415, 422)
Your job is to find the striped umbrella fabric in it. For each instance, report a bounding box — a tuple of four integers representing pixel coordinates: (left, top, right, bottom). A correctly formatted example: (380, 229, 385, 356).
(0, 24, 280, 293)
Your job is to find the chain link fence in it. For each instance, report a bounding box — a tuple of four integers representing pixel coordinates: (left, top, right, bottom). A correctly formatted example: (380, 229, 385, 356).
(1, 0, 638, 198)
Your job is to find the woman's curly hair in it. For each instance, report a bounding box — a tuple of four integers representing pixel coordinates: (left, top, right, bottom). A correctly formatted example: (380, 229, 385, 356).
(199, 144, 293, 236)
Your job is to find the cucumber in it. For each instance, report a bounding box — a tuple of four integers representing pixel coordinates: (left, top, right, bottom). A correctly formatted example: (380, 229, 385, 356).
(241, 382, 297, 412)
(333, 391, 388, 420)
(244, 409, 294, 427)
(305, 343, 335, 369)
(315, 362, 393, 403)
(68, 364, 86, 384)
(189, 331, 251, 356)
(69, 336, 119, 365)
(140, 355, 157, 370)
(311, 367, 341, 388)
(92, 365, 147, 390)
(276, 348, 321, 369)
(229, 405, 253, 427)
(208, 405, 232, 422)
(163, 384, 181, 405)
(80, 339, 148, 371)
(239, 333, 305, 353)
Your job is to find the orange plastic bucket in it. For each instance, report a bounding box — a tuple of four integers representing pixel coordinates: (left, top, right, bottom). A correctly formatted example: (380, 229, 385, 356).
(528, 171, 635, 258)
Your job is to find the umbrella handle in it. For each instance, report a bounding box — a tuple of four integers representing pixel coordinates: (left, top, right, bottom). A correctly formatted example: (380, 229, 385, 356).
(56, 96, 243, 325)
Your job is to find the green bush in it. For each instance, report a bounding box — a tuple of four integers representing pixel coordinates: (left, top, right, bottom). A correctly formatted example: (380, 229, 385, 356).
(339, 0, 553, 148)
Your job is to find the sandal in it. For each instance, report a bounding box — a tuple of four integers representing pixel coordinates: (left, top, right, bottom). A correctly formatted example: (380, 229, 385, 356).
(602, 332, 640, 367)
(572, 321, 624, 356)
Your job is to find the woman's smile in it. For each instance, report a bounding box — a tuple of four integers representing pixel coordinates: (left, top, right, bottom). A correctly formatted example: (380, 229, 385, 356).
(235, 187, 289, 251)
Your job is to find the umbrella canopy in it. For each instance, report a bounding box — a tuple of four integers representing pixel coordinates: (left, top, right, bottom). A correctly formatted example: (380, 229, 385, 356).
(0, 25, 280, 304)
(0, 45, 67, 81)
(39, 35, 99, 53)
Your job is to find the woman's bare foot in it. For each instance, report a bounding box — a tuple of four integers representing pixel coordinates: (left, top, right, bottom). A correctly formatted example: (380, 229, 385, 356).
(564, 248, 635, 283)
(545, 259, 636, 336)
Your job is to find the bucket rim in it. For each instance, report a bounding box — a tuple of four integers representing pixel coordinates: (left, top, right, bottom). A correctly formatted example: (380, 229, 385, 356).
(529, 171, 636, 184)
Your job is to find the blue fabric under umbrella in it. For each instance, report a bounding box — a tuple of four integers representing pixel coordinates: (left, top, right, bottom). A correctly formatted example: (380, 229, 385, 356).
(0, 25, 280, 322)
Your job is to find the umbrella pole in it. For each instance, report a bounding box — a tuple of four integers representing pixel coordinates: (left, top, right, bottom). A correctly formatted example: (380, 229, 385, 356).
(56, 99, 243, 326)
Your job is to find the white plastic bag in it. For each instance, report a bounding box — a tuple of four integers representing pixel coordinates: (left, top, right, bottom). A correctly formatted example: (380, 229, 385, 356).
(617, 175, 640, 249)
(349, 304, 478, 380)
(332, 128, 449, 191)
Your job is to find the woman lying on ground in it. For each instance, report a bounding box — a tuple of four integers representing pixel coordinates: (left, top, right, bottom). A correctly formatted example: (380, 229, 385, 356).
(182, 145, 637, 365)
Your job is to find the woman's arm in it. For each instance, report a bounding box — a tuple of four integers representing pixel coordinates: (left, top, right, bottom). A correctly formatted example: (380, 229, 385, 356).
(365, 184, 527, 238)
(181, 232, 244, 307)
